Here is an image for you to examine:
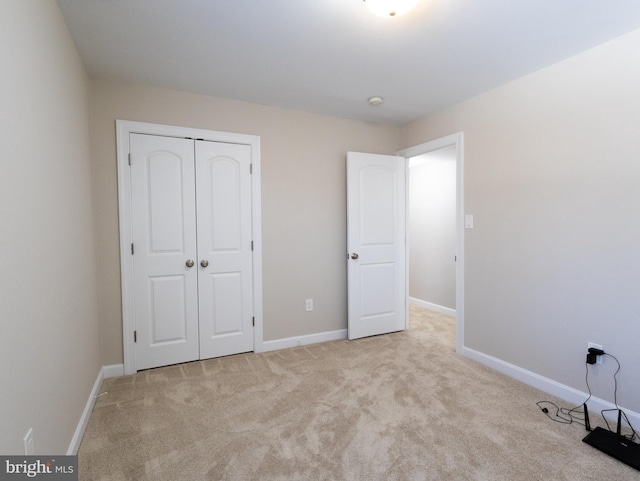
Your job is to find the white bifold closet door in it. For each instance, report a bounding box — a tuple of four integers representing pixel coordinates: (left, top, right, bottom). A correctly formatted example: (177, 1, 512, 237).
(130, 133, 254, 371)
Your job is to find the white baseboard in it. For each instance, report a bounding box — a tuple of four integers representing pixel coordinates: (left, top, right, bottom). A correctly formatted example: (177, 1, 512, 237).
(409, 297, 456, 317)
(103, 364, 124, 378)
(462, 346, 640, 428)
(67, 367, 103, 455)
(263, 329, 347, 352)
(67, 364, 125, 455)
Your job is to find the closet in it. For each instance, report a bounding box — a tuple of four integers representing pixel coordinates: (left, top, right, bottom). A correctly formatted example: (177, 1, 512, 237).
(128, 133, 254, 370)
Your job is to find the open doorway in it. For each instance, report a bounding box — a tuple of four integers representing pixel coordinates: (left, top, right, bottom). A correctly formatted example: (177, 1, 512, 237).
(409, 146, 457, 317)
(398, 133, 464, 353)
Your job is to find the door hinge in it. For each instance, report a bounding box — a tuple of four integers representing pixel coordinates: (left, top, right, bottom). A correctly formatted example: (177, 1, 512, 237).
(251, 240, 254, 251)
(134, 330, 137, 343)
(128, 153, 131, 166)
(252, 317, 255, 327)
(131, 243, 134, 255)
(250, 163, 253, 174)
(455, 255, 457, 262)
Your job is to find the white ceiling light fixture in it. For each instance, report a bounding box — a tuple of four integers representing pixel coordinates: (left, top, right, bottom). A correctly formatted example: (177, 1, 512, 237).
(368, 96, 383, 106)
(363, 0, 419, 17)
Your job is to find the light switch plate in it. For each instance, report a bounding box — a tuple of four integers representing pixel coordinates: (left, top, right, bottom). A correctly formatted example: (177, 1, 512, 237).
(465, 214, 474, 228)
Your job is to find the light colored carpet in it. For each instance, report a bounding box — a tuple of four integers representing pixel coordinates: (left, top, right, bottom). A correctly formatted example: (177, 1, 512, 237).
(78, 307, 639, 480)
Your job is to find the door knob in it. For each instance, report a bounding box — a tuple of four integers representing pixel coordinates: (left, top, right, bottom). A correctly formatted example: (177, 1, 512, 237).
(350, 253, 359, 260)
(186, 259, 195, 268)
(200, 259, 209, 268)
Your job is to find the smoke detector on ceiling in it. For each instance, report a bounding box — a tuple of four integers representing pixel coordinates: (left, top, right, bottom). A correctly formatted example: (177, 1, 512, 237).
(368, 96, 384, 106)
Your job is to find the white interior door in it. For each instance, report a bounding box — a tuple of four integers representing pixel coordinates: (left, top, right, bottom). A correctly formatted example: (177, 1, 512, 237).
(130, 134, 200, 370)
(347, 151, 406, 340)
(196, 141, 254, 358)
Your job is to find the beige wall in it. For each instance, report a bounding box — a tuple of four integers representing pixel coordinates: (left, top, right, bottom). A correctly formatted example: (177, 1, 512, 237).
(90, 80, 400, 365)
(400, 29, 640, 413)
(0, 1, 101, 454)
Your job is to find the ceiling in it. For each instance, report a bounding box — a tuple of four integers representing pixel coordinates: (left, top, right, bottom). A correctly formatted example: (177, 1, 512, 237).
(56, 0, 640, 125)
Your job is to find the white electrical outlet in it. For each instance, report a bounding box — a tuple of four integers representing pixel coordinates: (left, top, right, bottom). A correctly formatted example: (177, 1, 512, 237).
(305, 299, 313, 312)
(588, 342, 604, 365)
(23, 428, 34, 455)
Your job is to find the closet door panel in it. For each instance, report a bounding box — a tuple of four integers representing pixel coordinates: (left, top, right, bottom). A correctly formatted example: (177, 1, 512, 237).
(130, 134, 199, 370)
(196, 141, 254, 359)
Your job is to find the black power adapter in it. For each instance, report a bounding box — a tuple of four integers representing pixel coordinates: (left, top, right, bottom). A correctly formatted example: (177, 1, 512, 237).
(586, 347, 605, 364)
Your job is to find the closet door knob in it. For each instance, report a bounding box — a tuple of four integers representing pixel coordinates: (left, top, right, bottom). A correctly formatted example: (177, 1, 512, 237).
(350, 253, 359, 260)
(185, 259, 195, 268)
(200, 259, 209, 268)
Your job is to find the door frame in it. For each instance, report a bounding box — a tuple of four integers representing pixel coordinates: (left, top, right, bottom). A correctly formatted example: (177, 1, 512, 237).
(397, 132, 464, 354)
(116, 120, 264, 375)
